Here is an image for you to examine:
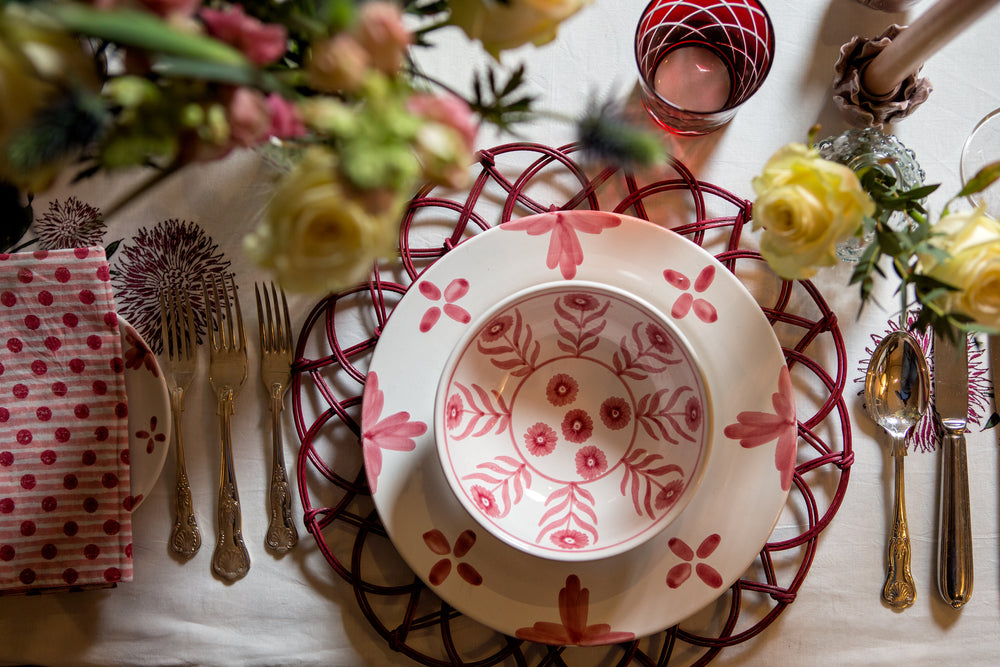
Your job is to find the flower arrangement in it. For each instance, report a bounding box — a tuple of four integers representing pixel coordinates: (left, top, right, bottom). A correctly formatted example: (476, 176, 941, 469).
(0, 0, 659, 293)
(751, 129, 1000, 339)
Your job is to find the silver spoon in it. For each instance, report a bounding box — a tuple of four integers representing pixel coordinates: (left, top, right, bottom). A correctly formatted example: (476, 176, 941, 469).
(864, 329, 930, 609)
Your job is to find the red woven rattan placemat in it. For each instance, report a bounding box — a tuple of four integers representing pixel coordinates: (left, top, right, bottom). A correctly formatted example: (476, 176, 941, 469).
(290, 143, 853, 666)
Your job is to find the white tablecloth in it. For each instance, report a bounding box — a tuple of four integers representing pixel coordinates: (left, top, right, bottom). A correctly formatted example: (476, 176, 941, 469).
(3, 0, 1000, 664)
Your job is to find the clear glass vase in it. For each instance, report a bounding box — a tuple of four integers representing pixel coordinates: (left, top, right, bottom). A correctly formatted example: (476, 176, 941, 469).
(815, 127, 925, 262)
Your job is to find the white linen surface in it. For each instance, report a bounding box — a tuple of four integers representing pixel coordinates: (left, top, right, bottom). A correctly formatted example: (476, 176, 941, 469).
(3, 0, 1000, 664)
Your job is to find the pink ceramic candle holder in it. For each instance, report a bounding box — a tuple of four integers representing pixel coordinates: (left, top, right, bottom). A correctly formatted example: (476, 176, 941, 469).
(635, 0, 775, 136)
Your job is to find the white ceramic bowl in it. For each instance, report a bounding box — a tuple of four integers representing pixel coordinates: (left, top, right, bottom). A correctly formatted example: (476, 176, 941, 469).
(435, 281, 712, 561)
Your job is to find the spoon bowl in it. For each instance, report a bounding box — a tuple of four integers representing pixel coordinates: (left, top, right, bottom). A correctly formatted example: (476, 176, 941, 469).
(864, 329, 930, 609)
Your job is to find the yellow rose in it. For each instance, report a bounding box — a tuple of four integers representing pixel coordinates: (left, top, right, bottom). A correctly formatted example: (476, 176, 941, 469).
(448, 0, 592, 58)
(916, 204, 1000, 330)
(752, 143, 875, 280)
(244, 147, 401, 293)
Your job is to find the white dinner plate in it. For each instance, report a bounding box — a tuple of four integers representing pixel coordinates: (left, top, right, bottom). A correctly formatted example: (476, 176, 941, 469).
(362, 211, 794, 643)
(119, 316, 170, 511)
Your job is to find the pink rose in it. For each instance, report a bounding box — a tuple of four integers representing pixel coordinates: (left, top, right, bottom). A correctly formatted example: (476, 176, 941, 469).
(406, 93, 478, 152)
(266, 94, 306, 139)
(355, 1, 412, 75)
(227, 87, 271, 147)
(199, 5, 287, 65)
(136, 0, 201, 17)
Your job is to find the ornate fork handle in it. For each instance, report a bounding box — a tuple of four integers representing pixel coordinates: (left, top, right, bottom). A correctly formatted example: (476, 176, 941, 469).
(265, 384, 298, 553)
(169, 387, 200, 559)
(212, 386, 251, 582)
(883, 440, 915, 609)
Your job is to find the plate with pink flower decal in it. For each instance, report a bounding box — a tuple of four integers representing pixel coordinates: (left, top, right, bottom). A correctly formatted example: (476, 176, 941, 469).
(119, 316, 170, 511)
(362, 211, 795, 643)
(435, 281, 711, 561)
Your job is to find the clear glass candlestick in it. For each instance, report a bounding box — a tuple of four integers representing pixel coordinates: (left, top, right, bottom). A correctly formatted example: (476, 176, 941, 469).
(815, 127, 925, 262)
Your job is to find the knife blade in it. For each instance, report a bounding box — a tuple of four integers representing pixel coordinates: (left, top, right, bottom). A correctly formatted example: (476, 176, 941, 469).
(933, 331, 973, 608)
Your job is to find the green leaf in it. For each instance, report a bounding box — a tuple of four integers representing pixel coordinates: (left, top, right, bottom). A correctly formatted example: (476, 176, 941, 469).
(152, 56, 292, 96)
(105, 239, 122, 261)
(45, 4, 248, 66)
(957, 161, 1000, 198)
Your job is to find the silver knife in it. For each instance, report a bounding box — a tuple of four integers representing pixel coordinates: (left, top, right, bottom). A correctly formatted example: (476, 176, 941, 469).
(933, 331, 973, 608)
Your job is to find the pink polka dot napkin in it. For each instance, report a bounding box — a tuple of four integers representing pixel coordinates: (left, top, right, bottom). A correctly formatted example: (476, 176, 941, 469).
(0, 247, 133, 594)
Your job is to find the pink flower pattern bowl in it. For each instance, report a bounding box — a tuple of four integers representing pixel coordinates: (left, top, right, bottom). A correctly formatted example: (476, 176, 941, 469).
(435, 282, 711, 561)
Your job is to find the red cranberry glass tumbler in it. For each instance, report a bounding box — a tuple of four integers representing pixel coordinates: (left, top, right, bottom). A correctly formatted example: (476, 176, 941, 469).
(635, 0, 775, 136)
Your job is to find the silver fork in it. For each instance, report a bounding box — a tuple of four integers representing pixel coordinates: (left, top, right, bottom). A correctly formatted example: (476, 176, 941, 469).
(159, 288, 201, 560)
(202, 273, 251, 581)
(256, 282, 299, 553)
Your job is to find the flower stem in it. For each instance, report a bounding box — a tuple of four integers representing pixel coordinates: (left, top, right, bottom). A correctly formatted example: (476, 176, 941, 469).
(98, 162, 184, 224)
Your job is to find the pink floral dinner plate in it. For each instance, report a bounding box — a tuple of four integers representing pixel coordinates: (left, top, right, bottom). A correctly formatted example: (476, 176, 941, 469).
(362, 211, 795, 643)
(119, 316, 170, 511)
(435, 281, 711, 561)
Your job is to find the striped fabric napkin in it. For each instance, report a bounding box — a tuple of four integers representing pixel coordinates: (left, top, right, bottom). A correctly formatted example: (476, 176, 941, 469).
(0, 247, 133, 594)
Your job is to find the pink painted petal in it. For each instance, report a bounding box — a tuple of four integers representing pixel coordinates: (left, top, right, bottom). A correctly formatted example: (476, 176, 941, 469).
(577, 628, 636, 646)
(696, 563, 723, 588)
(772, 366, 796, 422)
(515, 622, 573, 645)
(502, 213, 558, 234)
(694, 265, 715, 292)
(362, 444, 383, 493)
(443, 278, 469, 302)
(663, 269, 691, 290)
(361, 372, 384, 426)
(456, 562, 483, 586)
(724, 412, 788, 448)
(555, 222, 584, 279)
(428, 558, 452, 585)
(692, 298, 718, 323)
(666, 562, 692, 588)
(558, 575, 589, 638)
(443, 303, 471, 324)
(419, 307, 441, 332)
(671, 292, 693, 319)
(422, 529, 451, 555)
(696, 533, 721, 558)
(775, 426, 798, 491)
(453, 529, 477, 557)
(667, 537, 694, 561)
(418, 281, 441, 300)
(564, 210, 621, 234)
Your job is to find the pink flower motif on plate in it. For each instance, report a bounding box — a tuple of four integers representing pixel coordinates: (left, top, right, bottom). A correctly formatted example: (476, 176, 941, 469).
(545, 373, 578, 406)
(575, 445, 607, 480)
(662, 265, 718, 323)
(654, 478, 684, 511)
(502, 211, 621, 279)
(418, 278, 471, 332)
(470, 484, 502, 517)
(723, 365, 797, 491)
(562, 409, 593, 444)
(445, 393, 464, 430)
(524, 422, 558, 456)
(515, 575, 635, 646)
(422, 529, 483, 587)
(361, 372, 428, 493)
(599, 396, 631, 430)
(550, 529, 589, 550)
(665, 534, 723, 589)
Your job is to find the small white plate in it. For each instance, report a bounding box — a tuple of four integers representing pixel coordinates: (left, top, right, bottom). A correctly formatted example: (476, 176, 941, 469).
(119, 316, 170, 511)
(363, 211, 794, 643)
